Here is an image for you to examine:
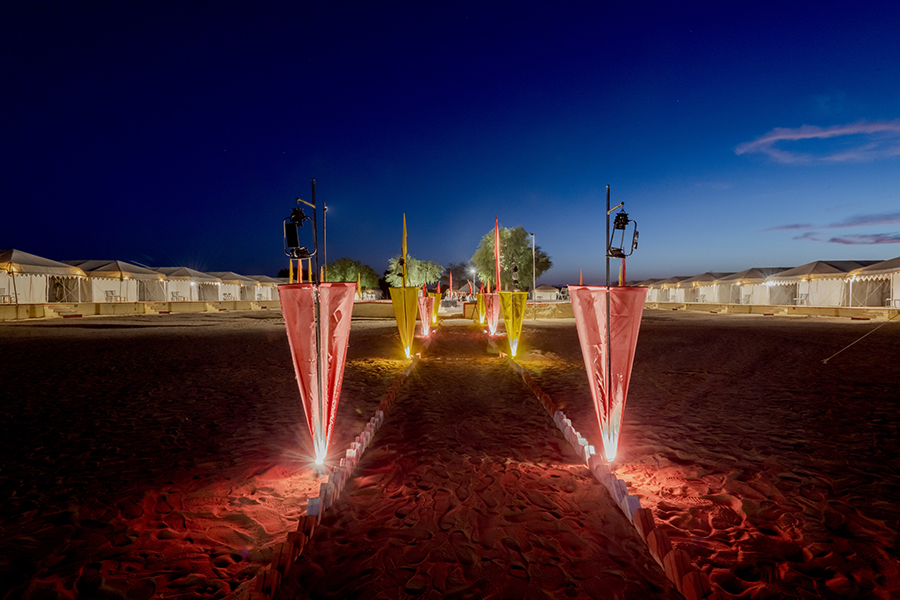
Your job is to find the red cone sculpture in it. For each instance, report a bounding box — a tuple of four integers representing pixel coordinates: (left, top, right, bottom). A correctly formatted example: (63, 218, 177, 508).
(279, 282, 357, 465)
(569, 285, 647, 461)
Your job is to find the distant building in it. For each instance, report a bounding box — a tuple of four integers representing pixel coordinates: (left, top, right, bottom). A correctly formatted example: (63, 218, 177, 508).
(533, 284, 559, 301)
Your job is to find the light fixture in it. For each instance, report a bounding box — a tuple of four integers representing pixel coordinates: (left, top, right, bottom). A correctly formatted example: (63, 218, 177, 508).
(607, 209, 639, 259)
(284, 205, 313, 260)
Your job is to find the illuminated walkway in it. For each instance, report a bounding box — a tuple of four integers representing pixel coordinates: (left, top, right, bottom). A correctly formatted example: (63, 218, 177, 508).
(278, 324, 678, 599)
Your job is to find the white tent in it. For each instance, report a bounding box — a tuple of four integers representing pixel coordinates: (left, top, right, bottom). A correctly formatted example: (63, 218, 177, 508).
(246, 275, 280, 301)
(64, 260, 166, 302)
(647, 276, 690, 302)
(533, 284, 559, 301)
(152, 267, 223, 301)
(207, 271, 257, 301)
(767, 260, 880, 306)
(0, 249, 87, 304)
(672, 272, 733, 303)
(633, 279, 660, 301)
(847, 257, 900, 308)
(714, 267, 791, 304)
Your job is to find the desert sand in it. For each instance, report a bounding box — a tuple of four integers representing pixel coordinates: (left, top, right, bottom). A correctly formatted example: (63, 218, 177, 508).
(0, 310, 898, 599)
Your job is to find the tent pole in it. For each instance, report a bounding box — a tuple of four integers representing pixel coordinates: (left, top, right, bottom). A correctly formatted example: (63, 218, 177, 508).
(604, 185, 612, 458)
(311, 178, 325, 461)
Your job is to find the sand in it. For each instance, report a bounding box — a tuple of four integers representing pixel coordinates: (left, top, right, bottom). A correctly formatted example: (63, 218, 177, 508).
(0, 313, 406, 599)
(516, 312, 900, 599)
(1, 310, 898, 599)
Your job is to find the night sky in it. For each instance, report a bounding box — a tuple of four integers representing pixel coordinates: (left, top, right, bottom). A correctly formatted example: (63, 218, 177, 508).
(3, 1, 900, 285)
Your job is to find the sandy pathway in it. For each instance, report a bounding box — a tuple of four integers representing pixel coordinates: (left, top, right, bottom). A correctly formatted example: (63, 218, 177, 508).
(518, 312, 900, 599)
(278, 322, 678, 599)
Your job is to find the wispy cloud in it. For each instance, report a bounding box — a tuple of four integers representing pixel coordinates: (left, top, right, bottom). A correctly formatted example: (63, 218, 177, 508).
(792, 232, 822, 241)
(825, 212, 900, 228)
(765, 223, 813, 231)
(736, 121, 900, 163)
(827, 233, 900, 245)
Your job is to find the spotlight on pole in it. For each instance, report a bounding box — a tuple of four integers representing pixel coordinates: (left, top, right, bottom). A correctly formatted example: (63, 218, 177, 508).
(284, 202, 316, 260)
(607, 209, 639, 259)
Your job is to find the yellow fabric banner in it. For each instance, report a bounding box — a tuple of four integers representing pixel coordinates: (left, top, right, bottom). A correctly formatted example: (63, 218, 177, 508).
(475, 293, 486, 324)
(428, 292, 440, 324)
(499, 291, 528, 357)
(402, 214, 408, 287)
(390, 287, 419, 358)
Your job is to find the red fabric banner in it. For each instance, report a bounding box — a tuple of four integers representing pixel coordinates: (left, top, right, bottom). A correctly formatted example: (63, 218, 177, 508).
(279, 282, 357, 464)
(417, 294, 435, 336)
(494, 217, 501, 290)
(568, 285, 647, 461)
(483, 292, 501, 335)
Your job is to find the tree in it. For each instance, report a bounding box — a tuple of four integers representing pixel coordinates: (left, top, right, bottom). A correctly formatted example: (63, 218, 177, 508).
(384, 255, 444, 287)
(445, 262, 475, 289)
(471, 226, 551, 291)
(326, 257, 380, 289)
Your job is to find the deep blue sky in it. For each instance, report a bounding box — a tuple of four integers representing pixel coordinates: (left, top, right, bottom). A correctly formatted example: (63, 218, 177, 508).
(3, 1, 899, 284)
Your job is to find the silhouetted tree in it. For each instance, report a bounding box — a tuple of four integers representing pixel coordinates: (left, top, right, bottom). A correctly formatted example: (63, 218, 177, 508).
(384, 255, 443, 287)
(326, 257, 380, 289)
(471, 226, 551, 290)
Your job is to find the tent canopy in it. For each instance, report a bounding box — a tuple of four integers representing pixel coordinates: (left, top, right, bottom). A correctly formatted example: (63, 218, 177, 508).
(152, 267, 222, 283)
(648, 276, 690, 289)
(717, 267, 791, 285)
(675, 272, 734, 287)
(206, 271, 256, 284)
(64, 260, 165, 280)
(1, 249, 86, 277)
(849, 256, 900, 280)
(247, 275, 280, 284)
(634, 278, 661, 287)
(769, 260, 880, 282)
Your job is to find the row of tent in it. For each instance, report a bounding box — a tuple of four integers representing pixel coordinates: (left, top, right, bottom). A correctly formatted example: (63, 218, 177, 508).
(0, 249, 283, 304)
(634, 258, 900, 308)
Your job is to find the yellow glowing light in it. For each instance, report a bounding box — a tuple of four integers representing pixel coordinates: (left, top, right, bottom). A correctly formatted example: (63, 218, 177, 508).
(509, 339, 518, 357)
(404, 346, 411, 359)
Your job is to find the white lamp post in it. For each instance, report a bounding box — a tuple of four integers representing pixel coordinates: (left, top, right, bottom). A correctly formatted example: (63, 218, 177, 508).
(530, 232, 536, 320)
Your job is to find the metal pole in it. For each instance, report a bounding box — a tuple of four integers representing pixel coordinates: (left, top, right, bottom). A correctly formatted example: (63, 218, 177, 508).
(323, 201, 328, 282)
(605, 185, 612, 458)
(311, 178, 325, 462)
(531, 232, 536, 320)
(311, 180, 320, 286)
